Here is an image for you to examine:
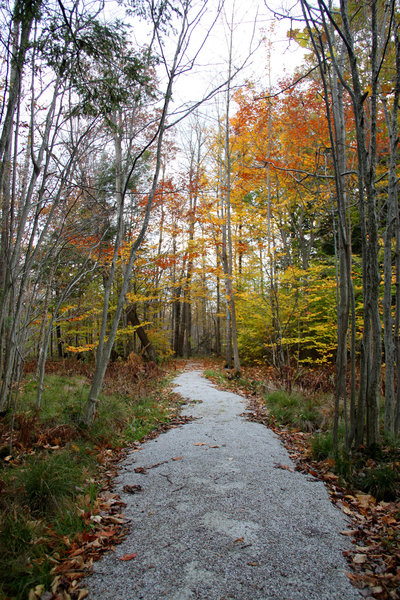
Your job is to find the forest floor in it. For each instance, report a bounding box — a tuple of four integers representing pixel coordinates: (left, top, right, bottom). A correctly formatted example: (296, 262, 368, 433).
(82, 364, 360, 600)
(3, 359, 398, 600)
(204, 363, 400, 600)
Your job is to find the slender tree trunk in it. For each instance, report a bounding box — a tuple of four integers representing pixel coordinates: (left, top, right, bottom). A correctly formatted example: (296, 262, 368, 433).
(82, 8, 187, 424)
(222, 10, 240, 376)
(382, 22, 400, 436)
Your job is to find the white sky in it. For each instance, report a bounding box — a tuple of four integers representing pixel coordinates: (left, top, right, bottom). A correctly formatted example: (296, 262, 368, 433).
(104, 0, 306, 108)
(170, 0, 307, 108)
(103, 0, 307, 169)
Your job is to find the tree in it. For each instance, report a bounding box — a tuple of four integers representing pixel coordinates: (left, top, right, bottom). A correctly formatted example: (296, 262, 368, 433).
(82, 0, 224, 425)
(298, 0, 399, 446)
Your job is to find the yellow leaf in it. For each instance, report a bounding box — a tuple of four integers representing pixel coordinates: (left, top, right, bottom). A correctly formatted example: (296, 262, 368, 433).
(353, 553, 367, 564)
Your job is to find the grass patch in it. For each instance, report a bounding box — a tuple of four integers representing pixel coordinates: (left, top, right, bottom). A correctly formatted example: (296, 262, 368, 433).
(0, 367, 180, 599)
(16, 451, 84, 516)
(204, 368, 263, 396)
(310, 429, 400, 500)
(310, 431, 334, 460)
(265, 390, 323, 432)
(354, 464, 399, 501)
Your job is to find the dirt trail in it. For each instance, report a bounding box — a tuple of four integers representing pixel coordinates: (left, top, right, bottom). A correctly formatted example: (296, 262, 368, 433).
(85, 367, 360, 599)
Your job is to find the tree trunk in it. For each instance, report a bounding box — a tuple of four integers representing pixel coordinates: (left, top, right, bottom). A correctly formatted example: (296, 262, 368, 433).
(126, 304, 158, 362)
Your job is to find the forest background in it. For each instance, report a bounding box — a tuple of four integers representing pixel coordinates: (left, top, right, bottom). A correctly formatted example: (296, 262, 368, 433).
(1, 0, 398, 443)
(1, 1, 400, 598)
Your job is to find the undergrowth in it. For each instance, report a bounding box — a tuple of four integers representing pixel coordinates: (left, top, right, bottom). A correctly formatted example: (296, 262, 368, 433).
(204, 364, 400, 503)
(0, 363, 181, 600)
(264, 389, 324, 432)
(310, 431, 399, 501)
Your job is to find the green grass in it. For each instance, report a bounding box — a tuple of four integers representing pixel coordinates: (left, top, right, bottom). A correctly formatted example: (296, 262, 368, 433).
(0, 370, 179, 599)
(264, 390, 323, 431)
(0, 511, 51, 599)
(16, 451, 84, 515)
(310, 431, 334, 460)
(354, 465, 399, 501)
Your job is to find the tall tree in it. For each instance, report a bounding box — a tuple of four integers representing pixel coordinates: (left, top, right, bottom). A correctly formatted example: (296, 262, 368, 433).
(82, 0, 224, 425)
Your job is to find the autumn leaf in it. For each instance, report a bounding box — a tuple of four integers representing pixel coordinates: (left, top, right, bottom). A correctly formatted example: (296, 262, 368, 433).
(273, 463, 294, 472)
(123, 484, 143, 493)
(172, 456, 183, 461)
(134, 467, 147, 474)
(119, 553, 138, 561)
(353, 553, 367, 564)
(194, 442, 206, 446)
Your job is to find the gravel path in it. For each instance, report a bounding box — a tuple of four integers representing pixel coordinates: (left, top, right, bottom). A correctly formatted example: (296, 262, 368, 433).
(86, 367, 361, 599)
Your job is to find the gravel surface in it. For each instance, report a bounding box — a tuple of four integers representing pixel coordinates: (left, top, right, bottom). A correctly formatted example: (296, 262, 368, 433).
(85, 367, 361, 599)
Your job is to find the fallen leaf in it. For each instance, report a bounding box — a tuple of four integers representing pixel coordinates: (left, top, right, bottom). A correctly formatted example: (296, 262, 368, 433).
(371, 586, 384, 594)
(247, 561, 259, 566)
(134, 467, 147, 474)
(341, 505, 353, 516)
(355, 493, 376, 507)
(123, 484, 143, 494)
(28, 584, 45, 600)
(209, 445, 220, 448)
(119, 553, 138, 561)
(172, 456, 183, 461)
(353, 553, 367, 564)
(274, 463, 294, 473)
(90, 515, 102, 523)
(339, 529, 358, 536)
(148, 461, 168, 469)
(194, 443, 206, 446)
(234, 537, 244, 543)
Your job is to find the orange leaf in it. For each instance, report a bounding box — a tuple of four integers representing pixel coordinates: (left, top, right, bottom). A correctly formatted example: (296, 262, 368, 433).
(119, 553, 138, 561)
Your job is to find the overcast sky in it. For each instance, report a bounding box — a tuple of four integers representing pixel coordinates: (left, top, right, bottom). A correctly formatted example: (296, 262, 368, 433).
(170, 0, 306, 106)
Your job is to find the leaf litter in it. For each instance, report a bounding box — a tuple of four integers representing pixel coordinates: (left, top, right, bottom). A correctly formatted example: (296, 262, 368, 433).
(32, 413, 196, 600)
(244, 394, 400, 600)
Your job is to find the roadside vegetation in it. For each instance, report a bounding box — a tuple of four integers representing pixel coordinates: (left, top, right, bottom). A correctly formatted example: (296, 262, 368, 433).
(0, 357, 184, 600)
(204, 364, 400, 600)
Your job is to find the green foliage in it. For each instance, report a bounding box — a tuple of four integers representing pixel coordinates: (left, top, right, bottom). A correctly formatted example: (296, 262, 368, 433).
(236, 263, 338, 368)
(0, 369, 179, 599)
(16, 451, 83, 516)
(0, 510, 51, 600)
(311, 431, 334, 460)
(334, 451, 352, 481)
(354, 465, 398, 501)
(39, 15, 155, 118)
(265, 390, 323, 431)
